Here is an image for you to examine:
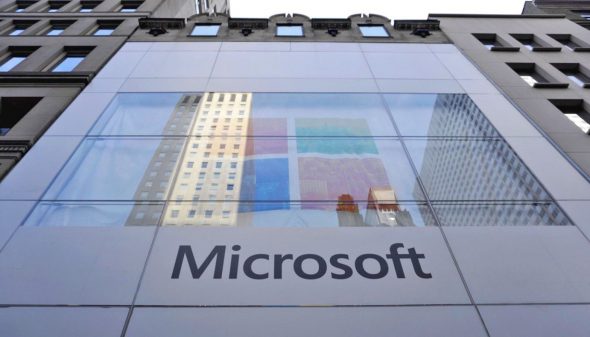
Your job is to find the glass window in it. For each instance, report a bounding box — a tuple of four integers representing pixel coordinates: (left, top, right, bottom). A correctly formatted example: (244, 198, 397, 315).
(46, 28, 64, 36)
(9, 28, 25, 36)
(276, 24, 304, 37)
(359, 25, 389, 38)
(190, 24, 220, 36)
(384, 94, 498, 137)
(0, 56, 26, 72)
(94, 28, 115, 36)
(51, 55, 85, 72)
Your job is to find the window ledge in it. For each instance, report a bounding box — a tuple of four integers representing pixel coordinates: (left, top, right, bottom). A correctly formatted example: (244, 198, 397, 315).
(491, 46, 520, 52)
(573, 47, 590, 52)
(533, 82, 569, 88)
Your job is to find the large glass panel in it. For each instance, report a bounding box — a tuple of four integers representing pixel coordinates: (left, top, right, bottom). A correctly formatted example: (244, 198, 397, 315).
(23, 202, 165, 226)
(406, 139, 551, 201)
(90, 93, 193, 136)
(161, 201, 435, 227)
(432, 202, 571, 226)
(44, 137, 185, 200)
(384, 94, 499, 137)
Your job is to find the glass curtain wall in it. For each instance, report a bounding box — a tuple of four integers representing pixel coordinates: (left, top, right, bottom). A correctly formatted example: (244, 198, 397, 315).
(24, 92, 571, 227)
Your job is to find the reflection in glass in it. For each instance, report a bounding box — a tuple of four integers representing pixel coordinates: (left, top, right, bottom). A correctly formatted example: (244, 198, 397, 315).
(44, 137, 184, 200)
(276, 25, 304, 37)
(190, 24, 220, 36)
(384, 94, 499, 137)
(359, 25, 389, 37)
(161, 201, 435, 227)
(90, 93, 194, 136)
(432, 203, 571, 226)
(406, 139, 551, 201)
(23, 202, 164, 227)
(52, 56, 85, 72)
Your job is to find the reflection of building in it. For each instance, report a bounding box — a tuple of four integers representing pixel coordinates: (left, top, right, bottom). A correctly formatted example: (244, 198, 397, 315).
(336, 194, 364, 227)
(365, 188, 415, 227)
(162, 92, 252, 226)
(126, 95, 201, 226)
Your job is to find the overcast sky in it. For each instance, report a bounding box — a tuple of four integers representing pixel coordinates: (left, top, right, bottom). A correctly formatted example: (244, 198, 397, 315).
(231, 0, 524, 20)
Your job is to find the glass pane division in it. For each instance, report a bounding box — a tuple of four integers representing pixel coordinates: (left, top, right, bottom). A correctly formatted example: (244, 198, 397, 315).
(432, 202, 571, 226)
(406, 139, 551, 201)
(42, 137, 425, 203)
(24, 202, 165, 227)
(90, 93, 397, 137)
(161, 202, 436, 227)
(384, 94, 499, 137)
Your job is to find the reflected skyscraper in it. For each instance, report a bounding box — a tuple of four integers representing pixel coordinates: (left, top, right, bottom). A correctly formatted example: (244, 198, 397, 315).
(364, 188, 415, 227)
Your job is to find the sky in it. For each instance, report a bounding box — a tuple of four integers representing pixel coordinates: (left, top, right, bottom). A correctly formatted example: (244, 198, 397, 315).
(231, 0, 525, 20)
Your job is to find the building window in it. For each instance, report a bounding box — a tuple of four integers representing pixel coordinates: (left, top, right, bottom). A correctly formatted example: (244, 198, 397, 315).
(93, 20, 121, 35)
(45, 21, 73, 36)
(79, 1, 99, 12)
(358, 24, 389, 37)
(190, 23, 220, 36)
(0, 47, 36, 72)
(276, 24, 304, 37)
(550, 99, 590, 134)
(119, 1, 142, 12)
(14, 1, 30, 12)
(575, 11, 590, 20)
(472, 33, 518, 51)
(552, 63, 590, 87)
(47, 1, 66, 12)
(548, 34, 585, 51)
(50, 47, 93, 72)
(507, 63, 567, 88)
(6, 20, 36, 36)
(510, 34, 558, 51)
(0, 97, 42, 136)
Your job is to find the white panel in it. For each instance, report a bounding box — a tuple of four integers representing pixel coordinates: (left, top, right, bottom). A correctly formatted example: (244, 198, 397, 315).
(506, 137, 590, 200)
(436, 53, 486, 80)
(211, 51, 373, 78)
(469, 94, 540, 137)
(377, 79, 464, 93)
(428, 44, 460, 53)
(83, 78, 126, 93)
(290, 42, 361, 52)
(0, 136, 83, 200)
(365, 53, 453, 79)
(220, 42, 290, 51)
(0, 227, 155, 305)
(457, 79, 501, 94)
(445, 227, 590, 304)
(480, 305, 590, 337)
(96, 51, 147, 79)
(136, 227, 470, 306)
(120, 42, 153, 52)
(0, 307, 127, 337)
(44, 92, 116, 136)
(206, 78, 379, 92)
(130, 52, 217, 78)
(126, 306, 488, 337)
(360, 43, 431, 53)
(149, 42, 221, 52)
(120, 78, 208, 92)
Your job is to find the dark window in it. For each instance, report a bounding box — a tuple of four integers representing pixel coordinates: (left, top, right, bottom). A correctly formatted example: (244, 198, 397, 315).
(47, 1, 67, 12)
(552, 63, 590, 87)
(548, 34, 585, 50)
(549, 99, 590, 134)
(5, 20, 36, 36)
(93, 20, 121, 35)
(507, 63, 567, 88)
(119, 0, 142, 12)
(14, 1, 32, 12)
(0, 46, 37, 72)
(45, 20, 74, 36)
(0, 97, 42, 136)
(574, 10, 590, 20)
(472, 33, 518, 51)
(510, 34, 558, 51)
(79, 1, 99, 12)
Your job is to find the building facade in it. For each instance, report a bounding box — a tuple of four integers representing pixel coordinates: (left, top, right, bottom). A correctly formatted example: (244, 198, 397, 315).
(0, 6, 590, 337)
